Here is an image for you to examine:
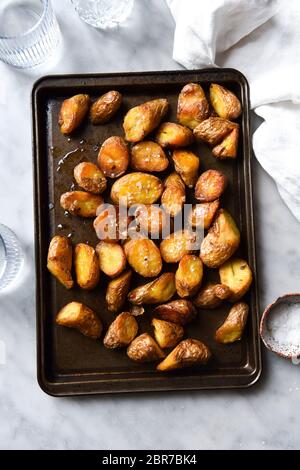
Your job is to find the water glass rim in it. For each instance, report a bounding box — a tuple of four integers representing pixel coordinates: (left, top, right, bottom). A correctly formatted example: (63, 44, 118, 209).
(0, 0, 50, 41)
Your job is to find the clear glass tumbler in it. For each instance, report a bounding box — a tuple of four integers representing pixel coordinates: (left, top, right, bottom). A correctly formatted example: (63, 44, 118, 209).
(0, 224, 24, 292)
(71, 0, 135, 29)
(0, 0, 61, 68)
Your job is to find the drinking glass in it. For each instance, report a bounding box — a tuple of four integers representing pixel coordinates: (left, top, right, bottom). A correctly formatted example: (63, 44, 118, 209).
(71, 0, 135, 29)
(0, 0, 61, 68)
(0, 224, 24, 292)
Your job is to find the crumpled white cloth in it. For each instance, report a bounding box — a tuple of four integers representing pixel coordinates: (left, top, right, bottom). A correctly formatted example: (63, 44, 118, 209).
(166, 0, 300, 221)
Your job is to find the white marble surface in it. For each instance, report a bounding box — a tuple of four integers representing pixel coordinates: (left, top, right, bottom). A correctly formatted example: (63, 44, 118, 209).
(0, 0, 300, 450)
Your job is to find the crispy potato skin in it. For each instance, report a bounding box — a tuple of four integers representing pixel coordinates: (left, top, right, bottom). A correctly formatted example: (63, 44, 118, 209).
(131, 141, 169, 172)
(73, 162, 107, 194)
(94, 205, 129, 243)
(97, 136, 129, 178)
(188, 200, 220, 229)
(157, 338, 211, 371)
(155, 122, 194, 148)
(219, 258, 253, 302)
(128, 272, 176, 305)
(172, 150, 200, 188)
(111, 172, 163, 206)
(200, 209, 240, 268)
(60, 191, 103, 217)
(59, 94, 90, 134)
(175, 254, 203, 298)
(96, 241, 126, 277)
(215, 302, 249, 343)
(195, 169, 228, 202)
(151, 318, 184, 349)
(177, 83, 210, 129)
(210, 84, 241, 120)
(75, 243, 100, 289)
(47, 235, 74, 289)
(90, 90, 122, 124)
(56, 301, 102, 339)
(160, 230, 197, 263)
(104, 312, 138, 349)
(193, 117, 235, 146)
(161, 172, 186, 217)
(193, 282, 231, 309)
(133, 205, 169, 238)
(106, 270, 132, 313)
(212, 125, 239, 159)
(155, 299, 197, 325)
(125, 238, 162, 278)
(123, 99, 169, 142)
(127, 333, 165, 362)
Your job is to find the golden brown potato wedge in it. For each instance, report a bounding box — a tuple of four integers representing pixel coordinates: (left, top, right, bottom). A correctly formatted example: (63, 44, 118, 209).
(106, 270, 132, 313)
(131, 141, 169, 172)
(177, 83, 210, 129)
(125, 238, 162, 278)
(172, 149, 200, 188)
(104, 312, 138, 349)
(219, 258, 253, 302)
(56, 301, 102, 339)
(215, 302, 249, 344)
(73, 162, 107, 194)
(132, 204, 169, 238)
(93, 205, 129, 242)
(75, 243, 100, 289)
(160, 230, 197, 263)
(193, 282, 232, 309)
(155, 299, 197, 325)
(210, 84, 241, 120)
(157, 339, 211, 371)
(155, 122, 194, 148)
(128, 273, 176, 305)
(60, 191, 103, 217)
(151, 318, 184, 349)
(175, 254, 203, 298)
(193, 117, 235, 146)
(123, 98, 169, 142)
(188, 200, 220, 229)
(111, 172, 163, 206)
(47, 235, 74, 289)
(200, 209, 240, 268)
(161, 172, 186, 217)
(195, 170, 228, 202)
(212, 125, 239, 159)
(59, 94, 90, 134)
(90, 90, 122, 124)
(97, 136, 129, 178)
(127, 333, 165, 362)
(96, 241, 126, 277)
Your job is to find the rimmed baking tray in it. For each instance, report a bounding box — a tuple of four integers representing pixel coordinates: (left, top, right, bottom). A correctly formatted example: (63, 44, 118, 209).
(32, 69, 261, 396)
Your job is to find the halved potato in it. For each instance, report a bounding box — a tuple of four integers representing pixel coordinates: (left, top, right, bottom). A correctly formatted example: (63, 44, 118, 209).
(157, 339, 211, 371)
(125, 238, 162, 278)
(111, 172, 163, 206)
(172, 149, 200, 188)
(60, 191, 103, 217)
(97, 136, 129, 178)
(73, 162, 107, 194)
(215, 302, 249, 344)
(177, 83, 210, 129)
(175, 254, 203, 298)
(193, 282, 232, 309)
(123, 98, 169, 142)
(210, 84, 241, 120)
(212, 125, 239, 159)
(127, 333, 165, 362)
(155, 299, 197, 325)
(56, 301, 102, 339)
(96, 241, 126, 277)
(131, 141, 169, 172)
(195, 169, 228, 202)
(193, 117, 235, 145)
(188, 200, 220, 229)
(93, 205, 129, 242)
(151, 318, 184, 349)
(106, 270, 132, 313)
(128, 272, 176, 305)
(47, 235, 74, 289)
(155, 122, 194, 148)
(75, 243, 100, 289)
(59, 94, 90, 134)
(132, 204, 169, 238)
(104, 312, 138, 349)
(219, 258, 253, 302)
(90, 90, 122, 124)
(161, 172, 186, 217)
(160, 230, 197, 263)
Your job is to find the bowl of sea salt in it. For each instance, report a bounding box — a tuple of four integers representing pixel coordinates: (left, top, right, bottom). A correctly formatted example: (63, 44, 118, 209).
(260, 294, 300, 359)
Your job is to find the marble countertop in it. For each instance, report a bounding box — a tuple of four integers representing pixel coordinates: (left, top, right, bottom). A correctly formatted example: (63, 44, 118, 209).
(0, 0, 300, 450)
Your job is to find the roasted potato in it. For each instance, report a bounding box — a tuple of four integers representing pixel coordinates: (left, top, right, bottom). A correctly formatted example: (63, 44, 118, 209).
(188, 200, 220, 229)
(195, 169, 228, 202)
(132, 204, 169, 238)
(60, 191, 103, 217)
(123, 98, 169, 142)
(172, 150, 200, 188)
(97, 136, 129, 178)
(161, 172, 186, 217)
(59, 94, 90, 134)
(210, 84, 241, 120)
(215, 302, 249, 343)
(111, 172, 163, 206)
(94, 205, 129, 242)
(125, 238, 162, 278)
(127, 333, 165, 362)
(96, 241, 126, 277)
(155, 300, 197, 326)
(200, 209, 240, 268)
(47, 235, 74, 289)
(160, 230, 197, 263)
(104, 312, 138, 349)
(90, 90, 122, 124)
(131, 141, 169, 172)
(193, 282, 232, 309)
(106, 270, 132, 313)
(130, 305, 145, 317)
(151, 318, 184, 349)
(219, 258, 253, 302)
(212, 125, 239, 159)
(73, 162, 107, 194)
(128, 272, 176, 305)
(157, 338, 211, 371)
(175, 254, 203, 298)
(75, 243, 100, 289)
(56, 301, 102, 339)
(193, 117, 235, 146)
(177, 83, 210, 129)
(155, 122, 194, 148)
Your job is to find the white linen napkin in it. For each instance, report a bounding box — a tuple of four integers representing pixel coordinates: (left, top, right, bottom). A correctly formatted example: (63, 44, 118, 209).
(166, 0, 300, 222)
